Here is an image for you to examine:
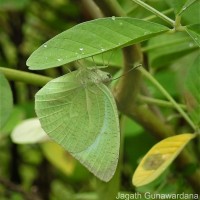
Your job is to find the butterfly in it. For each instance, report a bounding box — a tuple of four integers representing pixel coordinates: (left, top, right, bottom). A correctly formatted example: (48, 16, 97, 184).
(35, 68, 120, 182)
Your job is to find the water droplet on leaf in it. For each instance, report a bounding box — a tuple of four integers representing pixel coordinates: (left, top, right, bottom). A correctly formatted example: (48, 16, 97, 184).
(189, 42, 194, 47)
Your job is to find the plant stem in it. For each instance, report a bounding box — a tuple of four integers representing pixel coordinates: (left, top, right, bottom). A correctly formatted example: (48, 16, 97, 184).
(174, 15, 185, 31)
(175, 15, 182, 28)
(94, 0, 126, 17)
(139, 95, 187, 110)
(0, 176, 42, 200)
(143, 8, 174, 21)
(80, 0, 104, 18)
(0, 67, 52, 86)
(131, 0, 175, 27)
(138, 67, 196, 130)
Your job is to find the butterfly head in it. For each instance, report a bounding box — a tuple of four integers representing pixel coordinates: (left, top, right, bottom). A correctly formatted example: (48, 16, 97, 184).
(92, 69, 112, 84)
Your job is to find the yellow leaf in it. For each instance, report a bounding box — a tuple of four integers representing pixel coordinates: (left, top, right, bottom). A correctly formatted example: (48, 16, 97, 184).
(41, 142, 76, 176)
(132, 133, 196, 187)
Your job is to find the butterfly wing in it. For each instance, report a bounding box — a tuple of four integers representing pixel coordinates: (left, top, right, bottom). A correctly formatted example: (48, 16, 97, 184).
(35, 71, 120, 181)
(72, 83, 120, 181)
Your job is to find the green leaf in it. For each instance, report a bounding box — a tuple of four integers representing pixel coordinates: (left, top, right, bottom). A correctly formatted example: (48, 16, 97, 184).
(178, 0, 199, 15)
(169, 0, 187, 14)
(11, 118, 49, 144)
(0, 73, 13, 129)
(35, 69, 120, 182)
(147, 32, 198, 68)
(167, 0, 198, 15)
(27, 17, 169, 70)
(185, 56, 200, 126)
(181, 1, 200, 24)
(132, 133, 196, 187)
(186, 24, 200, 47)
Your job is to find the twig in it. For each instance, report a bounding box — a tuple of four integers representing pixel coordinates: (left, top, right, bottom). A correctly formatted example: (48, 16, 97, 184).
(0, 177, 41, 200)
(0, 67, 52, 86)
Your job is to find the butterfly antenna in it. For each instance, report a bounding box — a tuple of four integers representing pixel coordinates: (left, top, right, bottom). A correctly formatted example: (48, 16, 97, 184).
(111, 64, 142, 81)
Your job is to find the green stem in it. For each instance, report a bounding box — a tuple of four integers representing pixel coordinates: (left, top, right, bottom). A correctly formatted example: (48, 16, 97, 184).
(138, 67, 196, 130)
(131, 0, 175, 27)
(143, 8, 174, 21)
(139, 95, 187, 110)
(0, 67, 52, 86)
(174, 15, 185, 31)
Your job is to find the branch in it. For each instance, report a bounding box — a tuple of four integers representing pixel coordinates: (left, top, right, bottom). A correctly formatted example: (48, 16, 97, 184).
(138, 95, 187, 110)
(0, 67, 52, 86)
(0, 177, 42, 200)
(80, 0, 104, 19)
(93, 0, 126, 16)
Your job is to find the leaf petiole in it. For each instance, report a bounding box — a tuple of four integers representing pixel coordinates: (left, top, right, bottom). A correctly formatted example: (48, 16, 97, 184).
(131, 0, 175, 27)
(138, 95, 187, 110)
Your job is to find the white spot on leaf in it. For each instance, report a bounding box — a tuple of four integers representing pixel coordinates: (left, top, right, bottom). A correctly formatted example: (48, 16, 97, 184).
(189, 42, 194, 47)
